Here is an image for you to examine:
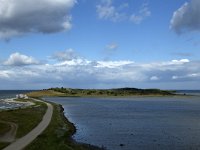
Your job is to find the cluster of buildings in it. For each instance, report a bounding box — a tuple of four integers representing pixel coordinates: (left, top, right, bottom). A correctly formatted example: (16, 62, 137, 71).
(16, 94, 29, 99)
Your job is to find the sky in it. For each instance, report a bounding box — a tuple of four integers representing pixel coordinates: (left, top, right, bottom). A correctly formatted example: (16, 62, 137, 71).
(0, 0, 200, 90)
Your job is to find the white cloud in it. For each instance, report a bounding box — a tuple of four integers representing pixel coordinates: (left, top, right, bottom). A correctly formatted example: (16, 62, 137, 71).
(172, 76, 178, 80)
(172, 72, 200, 80)
(150, 76, 159, 81)
(96, 0, 125, 22)
(96, 60, 134, 68)
(102, 43, 118, 58)
(188, 73, 200, 77)
(171, 59, 190, 65)
(170, 0, 200, 34)
(52, 49, 78, 61)
(0, 71, 10, 79)
(0, 0, 76, 39)
(106, 43, 118, 50)
(55, 58, 90, 66)
(1, 52, 200, 89)
(130, 3, 151, 24)
(96, 1, 151, 24)
(4, 52, 39, 66)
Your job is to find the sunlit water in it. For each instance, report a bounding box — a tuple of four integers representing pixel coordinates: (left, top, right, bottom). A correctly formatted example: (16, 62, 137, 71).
(46, 96, 200, 150)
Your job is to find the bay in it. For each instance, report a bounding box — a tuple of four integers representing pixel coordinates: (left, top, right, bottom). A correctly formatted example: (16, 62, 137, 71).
(47, 96, 200, 150)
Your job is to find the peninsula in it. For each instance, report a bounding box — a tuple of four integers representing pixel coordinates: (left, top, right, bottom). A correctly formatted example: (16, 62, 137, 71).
(27, 87, 175, 98)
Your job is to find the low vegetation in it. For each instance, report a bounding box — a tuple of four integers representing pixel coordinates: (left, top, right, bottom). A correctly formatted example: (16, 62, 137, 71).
(0, 143, 9, 150)
(27, 90, 65, 98)
(25, 103, 104, 150)
(0, 123, 10, 135)
(0, 99, 47, 149)
(14, 98, 29, 102)
(28, 87, 175, 98)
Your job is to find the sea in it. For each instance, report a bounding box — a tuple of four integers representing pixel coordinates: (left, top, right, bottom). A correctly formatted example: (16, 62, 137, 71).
(176, 90, 200, 96)
(0, 90, 32, 109)
(46, 90, 200, 150)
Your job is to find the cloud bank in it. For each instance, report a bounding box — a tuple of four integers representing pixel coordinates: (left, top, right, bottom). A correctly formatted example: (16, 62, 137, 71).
(1, 51, 200, 89)
(170, 0, 200, 34)
(0, 0, 76, 39)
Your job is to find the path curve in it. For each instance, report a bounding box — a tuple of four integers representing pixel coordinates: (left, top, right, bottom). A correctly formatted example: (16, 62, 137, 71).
(0, 121, 18, 142)
(3, 99, 53, 150)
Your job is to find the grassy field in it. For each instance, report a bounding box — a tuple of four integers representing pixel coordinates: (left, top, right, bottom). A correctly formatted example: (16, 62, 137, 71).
(0, 123, 10, 135)
(27, 90, 66, 98)
(0, 99, 47, 149)
(27, 87, 175, 99)
(14, 98, 29, 102)
(25, 103, 104, 150)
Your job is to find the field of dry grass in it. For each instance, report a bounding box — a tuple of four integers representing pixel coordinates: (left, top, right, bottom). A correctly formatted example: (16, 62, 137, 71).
(27, 90, 65, 98)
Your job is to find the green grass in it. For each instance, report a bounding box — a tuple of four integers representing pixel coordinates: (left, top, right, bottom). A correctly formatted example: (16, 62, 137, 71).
(0, 123, 11, 149)
(0, 142, 9, 150)
(0, 122, 10, 135)
(52, 87, 174, 96)
(25, 103, 104, 150)
(0, 100, 47, 149)
(27, 88, 175, 98)
(14, 98, 29, 102)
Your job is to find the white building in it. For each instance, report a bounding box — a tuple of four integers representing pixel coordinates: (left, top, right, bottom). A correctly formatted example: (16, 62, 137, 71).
(16, 94, 28, 99)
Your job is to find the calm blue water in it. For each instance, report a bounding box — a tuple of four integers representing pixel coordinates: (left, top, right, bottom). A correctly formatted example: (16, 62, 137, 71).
(46, 96, 200, 150)
(176, 90, 200, 96)
(0, 90, 32, 109)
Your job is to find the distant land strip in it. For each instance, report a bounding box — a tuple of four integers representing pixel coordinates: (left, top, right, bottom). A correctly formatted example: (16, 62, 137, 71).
(27, 87, 176, 98)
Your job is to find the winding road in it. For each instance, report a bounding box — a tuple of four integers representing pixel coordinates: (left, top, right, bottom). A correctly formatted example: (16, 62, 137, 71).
(3, 100, 53, 150)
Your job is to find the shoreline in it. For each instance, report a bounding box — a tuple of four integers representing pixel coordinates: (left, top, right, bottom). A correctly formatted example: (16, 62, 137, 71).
(0, 98, 34, 110)
(27, 88, 200, 99)
(2, 93, 199, 149)
(0, 95, 104, 149)
(43, 93, 198, 101)
(45, 97, 200, 147)
(58, 103, 105, 150)
(22, 98, 105, 150)
(27, 88, 177, 98)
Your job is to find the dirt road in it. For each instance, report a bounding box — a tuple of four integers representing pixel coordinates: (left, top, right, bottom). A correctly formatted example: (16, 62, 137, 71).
(3, 100, 53, 150)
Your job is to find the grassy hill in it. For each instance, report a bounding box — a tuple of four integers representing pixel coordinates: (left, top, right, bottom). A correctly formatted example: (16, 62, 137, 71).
(28, 87, 175, 98)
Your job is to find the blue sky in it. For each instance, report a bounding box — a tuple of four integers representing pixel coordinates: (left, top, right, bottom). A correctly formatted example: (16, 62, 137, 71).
(0, 0, 200, 90)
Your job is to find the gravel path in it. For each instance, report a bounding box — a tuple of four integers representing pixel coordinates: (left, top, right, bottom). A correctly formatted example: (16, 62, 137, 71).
(3, 100, 53, 150)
